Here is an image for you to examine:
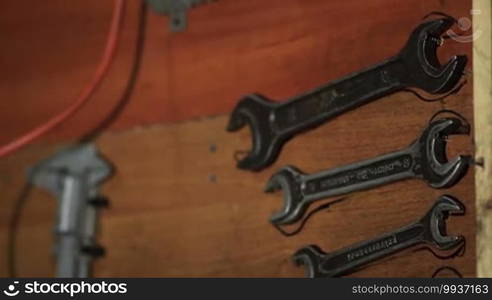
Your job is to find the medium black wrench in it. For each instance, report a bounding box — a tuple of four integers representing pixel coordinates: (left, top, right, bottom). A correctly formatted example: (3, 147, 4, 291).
(265, 117, 470, 225)
(227, 16, 467, 171)
(293, 195, 465, 278)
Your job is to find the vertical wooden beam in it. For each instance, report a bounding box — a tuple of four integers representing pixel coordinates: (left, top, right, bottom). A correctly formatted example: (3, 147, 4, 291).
(474, 0, 492, 278)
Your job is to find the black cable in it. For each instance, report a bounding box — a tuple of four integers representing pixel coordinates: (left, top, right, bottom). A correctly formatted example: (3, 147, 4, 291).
(422, 11, 473, 41)
(432, 266, 463, 278)
(273, 197, 348, 237)
(428, 109, 470, 128)
(422, 11, 457, 23)
(7, 1, 148, 277)
(426, 108, 479, 163)
(79, 0, 148, 143)
(412, 239, 466, 260)
(7, 181, 34, 277)
(402, 78, 467, 103)
(405, 12, 468, 103)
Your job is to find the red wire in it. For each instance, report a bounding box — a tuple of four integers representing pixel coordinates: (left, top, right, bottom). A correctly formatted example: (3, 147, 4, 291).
(0, 0, 126, 158)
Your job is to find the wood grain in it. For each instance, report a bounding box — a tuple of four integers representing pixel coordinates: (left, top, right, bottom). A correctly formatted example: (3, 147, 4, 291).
(0, 0, 475, 277)
(473, 0, 492, 278)
(0, 90, 475, 277)
(0, 0, 472, 144)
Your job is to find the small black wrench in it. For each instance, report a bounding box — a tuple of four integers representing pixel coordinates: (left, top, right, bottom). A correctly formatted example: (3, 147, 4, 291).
(227, 16, 467, 171)
(294, 195, 465, 278)
(265, 117, 470, 225)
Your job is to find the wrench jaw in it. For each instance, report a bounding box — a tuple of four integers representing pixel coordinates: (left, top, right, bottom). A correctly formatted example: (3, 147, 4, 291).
(398, 17, 467, 94)
(227, 94, 280, 171)
(418, 118, 471, 189)
(293, 245, 328, 278)
(265, 166, 308, 226)
(421, 195, 465, 250)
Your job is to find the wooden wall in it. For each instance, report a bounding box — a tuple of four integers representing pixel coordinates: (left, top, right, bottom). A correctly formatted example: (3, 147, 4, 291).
(0, 0, 476, 277)
(473, 0, 492, 278)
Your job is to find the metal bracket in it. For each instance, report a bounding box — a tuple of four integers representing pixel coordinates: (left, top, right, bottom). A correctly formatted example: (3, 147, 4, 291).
(29, 144, 112, 278)
(146, 0, 214, 32)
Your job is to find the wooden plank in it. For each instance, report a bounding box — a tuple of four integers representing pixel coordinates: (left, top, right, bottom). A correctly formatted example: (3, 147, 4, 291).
(0, 87, 475, 276)
(0, 0, 476, 278)
(473, 0, 492, 278)
(0, 0, 472, 145)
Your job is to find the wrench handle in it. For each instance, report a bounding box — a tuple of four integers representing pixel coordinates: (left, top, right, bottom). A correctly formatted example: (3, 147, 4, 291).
(319, 222, 424, 277)
(272, 57, 404, 133)
(302, 147, 416, 201)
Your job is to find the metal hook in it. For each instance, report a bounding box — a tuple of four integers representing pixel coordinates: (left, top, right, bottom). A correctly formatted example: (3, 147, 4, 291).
(431, 266, 463, 278)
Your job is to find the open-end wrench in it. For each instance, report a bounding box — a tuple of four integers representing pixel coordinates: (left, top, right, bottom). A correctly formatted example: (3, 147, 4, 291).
(293, 195, 465, 278)
(265, 117, 470, 225)
(227, 16, 467, 171)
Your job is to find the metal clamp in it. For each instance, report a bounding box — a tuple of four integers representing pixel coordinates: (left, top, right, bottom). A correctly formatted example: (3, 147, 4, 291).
(30, 144, 112, 278)
(146, 0, 215, 32)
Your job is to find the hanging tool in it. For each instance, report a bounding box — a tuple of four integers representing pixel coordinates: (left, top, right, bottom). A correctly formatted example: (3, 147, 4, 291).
(265, 117, 470, 225)
(294, 195, 465, 278)
(227, 16, 467, 171)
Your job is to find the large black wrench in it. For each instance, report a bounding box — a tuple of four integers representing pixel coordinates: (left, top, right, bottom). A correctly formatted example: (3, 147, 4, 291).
(265, 117, 470, 225)
(227, 17, 467, 171)
(293, 195, 465, 278)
